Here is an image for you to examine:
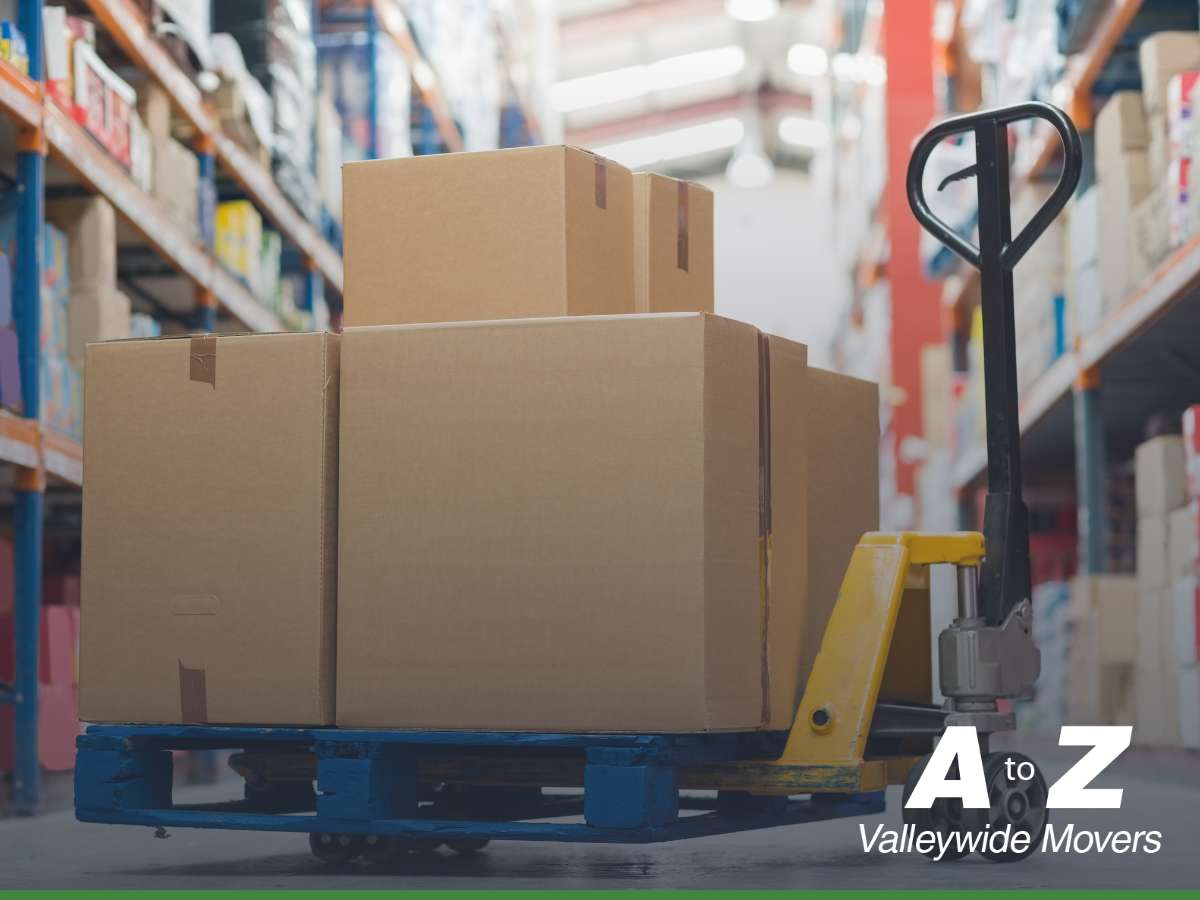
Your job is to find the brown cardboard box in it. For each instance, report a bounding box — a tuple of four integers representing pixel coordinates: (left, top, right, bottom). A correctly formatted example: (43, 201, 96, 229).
(336, 314, 876, 731)
(1127, 181, 1170, 294)
(136, 79, 173, 142)
(1070, 575, 1137, 666)
(1068, 604, 1134, 726)
(800, 368, 880, 693)
(152, 137, 199, 238)
(1136, 435, 1188, 515)
(46, 196, 117, 293)
(68, 287, 130, 364)
(1095, 92, 1150, 171)
(1139, 32, 1200, 113)
(632, 173, 714, 314)
(1135, 587, 1182, 746)
(343, 146, 635, 326)
(80, 332, 339, 725)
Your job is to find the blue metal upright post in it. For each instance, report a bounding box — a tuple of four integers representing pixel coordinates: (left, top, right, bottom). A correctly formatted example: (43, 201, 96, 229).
(12, 0, 45, 814)
(194, 134, 217, 332)
(366, 5, 380, 159)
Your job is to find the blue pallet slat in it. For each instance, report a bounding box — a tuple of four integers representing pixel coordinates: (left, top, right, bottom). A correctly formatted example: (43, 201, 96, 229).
(75, 723, 883, 845)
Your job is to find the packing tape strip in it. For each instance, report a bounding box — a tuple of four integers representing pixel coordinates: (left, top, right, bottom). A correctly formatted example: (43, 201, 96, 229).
(594, 158, 607, 209)
(190, 334, 217, 388)
(757, 333, 773, 725)
(677, 181, 690, 272)
(178, 660, 209, 723)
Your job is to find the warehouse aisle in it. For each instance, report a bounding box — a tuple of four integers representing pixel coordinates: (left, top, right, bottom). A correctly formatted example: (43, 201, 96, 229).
(2, 744, 1197, 890)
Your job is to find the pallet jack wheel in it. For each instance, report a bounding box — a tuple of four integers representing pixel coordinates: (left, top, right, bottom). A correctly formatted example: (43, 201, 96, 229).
(361, 834, 404, 863)
(308, 832, 365, 864)
(971, 752, 1048, 862)
(446, 838, 490, 854)
(900, 754, 970, 861)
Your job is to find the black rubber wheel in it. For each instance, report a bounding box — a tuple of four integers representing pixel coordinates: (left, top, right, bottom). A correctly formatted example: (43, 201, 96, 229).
(446, 838, 490, 854)
(407, 838, 444, 854)
(901, 754, 971, 861)
(973, 752, 1048, 862)
(308, 832, 365, 863)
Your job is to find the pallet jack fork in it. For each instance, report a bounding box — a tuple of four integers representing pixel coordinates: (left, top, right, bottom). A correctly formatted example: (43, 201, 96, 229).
(75, 104, 1082, 864)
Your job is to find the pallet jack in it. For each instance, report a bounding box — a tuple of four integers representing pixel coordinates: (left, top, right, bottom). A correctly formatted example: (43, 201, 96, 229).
(74, 102, 1083, 865)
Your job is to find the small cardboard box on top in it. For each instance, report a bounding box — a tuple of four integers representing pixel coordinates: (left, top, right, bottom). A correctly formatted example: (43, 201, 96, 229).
(335, 313, 880, 732)
(633, 173, 714, 314)
(80, 332, 339, 725)
(342, 146, 635, 326)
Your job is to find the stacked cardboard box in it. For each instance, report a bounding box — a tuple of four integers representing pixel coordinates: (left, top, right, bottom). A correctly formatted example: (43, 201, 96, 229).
(1177, 407, 1200, 748)
(1022, 580, 1071, 735)
(1011, 182, 1067, 390)
(1067, 575, 1136, 726)
(46, 196, 130, 365)
(1095, 92, 1154, 312)
(1134, 434, 1190, 746)
(81, 145, 884, 733)
(1067, 186, 1101, 337)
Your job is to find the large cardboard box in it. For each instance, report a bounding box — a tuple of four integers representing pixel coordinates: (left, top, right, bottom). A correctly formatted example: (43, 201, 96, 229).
(336, 314, 879, 731)
(1136, 435, 1188, 515)
(1068, 575, 1137, 727)
(343, 146, 634, 326)
(1175, 577, 1199, 665)
(80, 332, 339, 725)
(1139, 33, 1200, 114)
(800, 368, 880, 693)
(632, 173, 714, 314)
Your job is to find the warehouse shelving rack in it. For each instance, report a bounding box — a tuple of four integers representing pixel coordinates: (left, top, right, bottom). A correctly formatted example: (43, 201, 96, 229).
(0, 0, 351, 813)
(936, 0, 1200, 582)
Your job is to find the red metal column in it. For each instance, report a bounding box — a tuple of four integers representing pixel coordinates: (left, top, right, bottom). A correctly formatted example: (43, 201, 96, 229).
(882, 0, 940, 503)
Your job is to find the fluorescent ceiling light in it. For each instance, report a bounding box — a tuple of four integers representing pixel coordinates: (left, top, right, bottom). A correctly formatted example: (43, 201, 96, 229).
(551, 45, 747, 113)
(725, 0, 780, 22)
(595, 117, 746, 169)
(778, 115, 830, 148)
(788, 43, 829, 77)
(831, 53, 886, 86)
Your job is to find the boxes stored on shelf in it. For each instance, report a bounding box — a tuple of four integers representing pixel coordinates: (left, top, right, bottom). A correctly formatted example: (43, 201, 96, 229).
(1180, 665, 1200, 749)
(1135, 587, 1182, 747)
(1137, 434, 1189, 515)
(343, 146, 635, 326)
(1068, 580, 1136, 726)
(215, 200, 263, 290)
(336, 314, 879, 731)
(1138, 514, 1170, 590)
(152, 137, 199, 238)
(1128, 181, 1170, 294)
(136, 78, 172, 143)
(632, 174, 714, 314)
(67, 287, 130, 363)
(1070, 575, 1137, 666)
(1175, 577, 1199, 665)
(1095, 92, 1149, 178)
(47, 196, 116, 294)
(1068, 186, 1100, 271)
(0, 325, 21, 413)
(1169, 502, 1199, 579)
(80, 332, 340, 725)
(920, 344, 952, 452)
(1140, 33, 1200, 114)
(1186, 406, 1200, 496)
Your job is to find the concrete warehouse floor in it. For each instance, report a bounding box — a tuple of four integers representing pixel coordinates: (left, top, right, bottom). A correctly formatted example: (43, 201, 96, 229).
(1, 740, 1197, 890)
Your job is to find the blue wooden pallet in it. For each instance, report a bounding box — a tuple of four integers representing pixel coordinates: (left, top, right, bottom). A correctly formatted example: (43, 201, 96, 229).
(75, 724, 885, 845)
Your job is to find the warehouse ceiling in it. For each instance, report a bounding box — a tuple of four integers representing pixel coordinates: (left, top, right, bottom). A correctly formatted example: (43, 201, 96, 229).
(555, 0, 836, 179)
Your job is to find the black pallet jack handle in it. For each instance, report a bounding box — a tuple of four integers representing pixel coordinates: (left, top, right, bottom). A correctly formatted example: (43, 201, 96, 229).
(905, 102, 1083, 626)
